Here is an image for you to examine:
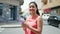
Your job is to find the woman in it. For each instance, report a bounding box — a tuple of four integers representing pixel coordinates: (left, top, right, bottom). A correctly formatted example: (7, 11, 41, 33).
(22, 2, 43, 34)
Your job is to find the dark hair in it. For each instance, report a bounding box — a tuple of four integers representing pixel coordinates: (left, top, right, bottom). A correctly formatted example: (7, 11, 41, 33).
(29, 2, 40, 15)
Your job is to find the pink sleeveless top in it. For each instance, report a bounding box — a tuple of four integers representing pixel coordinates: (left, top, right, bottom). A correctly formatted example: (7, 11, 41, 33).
(24, 16, 38, 34)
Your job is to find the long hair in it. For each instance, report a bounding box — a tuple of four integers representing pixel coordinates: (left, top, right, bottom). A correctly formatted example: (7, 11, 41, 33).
(29, 2, 40, 15)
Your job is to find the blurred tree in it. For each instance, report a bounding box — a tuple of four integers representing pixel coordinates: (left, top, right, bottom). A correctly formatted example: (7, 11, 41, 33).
(19, 11, 24, 15)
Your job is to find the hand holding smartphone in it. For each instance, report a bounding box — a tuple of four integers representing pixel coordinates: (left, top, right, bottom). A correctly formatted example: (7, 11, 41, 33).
(19, 17, 25, 24)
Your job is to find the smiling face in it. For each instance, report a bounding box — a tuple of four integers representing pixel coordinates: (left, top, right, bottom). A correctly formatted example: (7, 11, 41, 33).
(29, 3, 37, 15)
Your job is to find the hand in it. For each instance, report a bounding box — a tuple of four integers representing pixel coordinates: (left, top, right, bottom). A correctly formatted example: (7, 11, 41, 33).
(22, 23, 29, 28)
(22, 23, 26, 30)
(22, 23, 26, 28)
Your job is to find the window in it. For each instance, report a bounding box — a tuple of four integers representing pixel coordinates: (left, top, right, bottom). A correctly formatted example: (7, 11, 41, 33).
(57, 8, 60, 16)
(0, 3, 3, 16)
(0, 9, 2, 15)
(42, 0, 48, 5)
(49, 0, 52, 3)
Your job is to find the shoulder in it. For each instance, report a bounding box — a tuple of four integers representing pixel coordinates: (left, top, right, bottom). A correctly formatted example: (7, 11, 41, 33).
(36, 16, 43, 24)
(37, 16, 42, 21)
(37, 16, 43, 25)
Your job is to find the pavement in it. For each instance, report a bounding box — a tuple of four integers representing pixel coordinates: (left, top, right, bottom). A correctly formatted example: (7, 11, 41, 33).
(42, 25, 60, 34)
(0, 21, 21, 28)
(0, 20, 60, 34)
(0, 25, 60, 34)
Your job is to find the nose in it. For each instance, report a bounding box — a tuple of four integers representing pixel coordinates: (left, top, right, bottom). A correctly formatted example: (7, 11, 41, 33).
(29, 8, 35, 12)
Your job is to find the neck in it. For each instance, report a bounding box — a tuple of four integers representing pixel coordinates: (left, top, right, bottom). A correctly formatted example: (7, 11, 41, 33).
(31, 13, 38, 19)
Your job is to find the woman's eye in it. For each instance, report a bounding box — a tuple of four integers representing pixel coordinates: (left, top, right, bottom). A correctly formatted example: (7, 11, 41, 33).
(29, 7, 31, 8)
(32, 6, 34, 8)
(30, 6, 35, 8)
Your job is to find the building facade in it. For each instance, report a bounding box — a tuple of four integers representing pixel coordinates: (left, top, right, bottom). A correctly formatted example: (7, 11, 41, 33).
(0, 0, 24, 22)
(42, 0, 60, 16)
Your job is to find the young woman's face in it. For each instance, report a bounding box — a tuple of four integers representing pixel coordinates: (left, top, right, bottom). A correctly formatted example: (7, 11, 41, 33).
(29, 3, 37, 14)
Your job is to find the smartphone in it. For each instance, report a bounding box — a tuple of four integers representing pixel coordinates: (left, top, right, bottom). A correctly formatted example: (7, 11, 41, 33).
(19, 17, 25, 24)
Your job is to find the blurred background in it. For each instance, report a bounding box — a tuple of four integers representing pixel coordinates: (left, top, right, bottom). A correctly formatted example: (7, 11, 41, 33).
(0, 0, 60, 34)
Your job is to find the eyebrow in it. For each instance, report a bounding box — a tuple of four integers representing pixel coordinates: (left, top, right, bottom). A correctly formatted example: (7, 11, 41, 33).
(29, 5, 35, 7)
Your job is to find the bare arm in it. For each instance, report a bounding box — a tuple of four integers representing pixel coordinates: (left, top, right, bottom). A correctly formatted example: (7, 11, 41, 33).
(26, 16, 43, 34)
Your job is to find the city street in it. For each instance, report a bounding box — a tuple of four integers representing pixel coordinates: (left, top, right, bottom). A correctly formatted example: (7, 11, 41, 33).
(0, 21, 60, 34)
(0, 0, 60, 34)
(0, 18, 60, 34)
